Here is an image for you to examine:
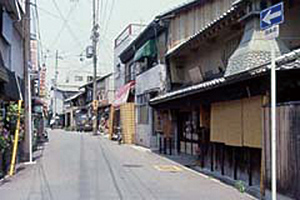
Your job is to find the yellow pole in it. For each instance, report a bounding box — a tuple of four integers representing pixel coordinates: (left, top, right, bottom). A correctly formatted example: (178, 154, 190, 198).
(9, 100, 23, 176)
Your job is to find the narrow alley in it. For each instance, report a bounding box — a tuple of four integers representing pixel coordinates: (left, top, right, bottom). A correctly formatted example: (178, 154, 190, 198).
(0, 130, 253, 200)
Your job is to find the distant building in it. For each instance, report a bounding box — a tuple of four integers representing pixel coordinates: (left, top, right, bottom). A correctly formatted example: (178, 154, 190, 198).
(50, 68, 98, 120)
(64, 73, 113, 131)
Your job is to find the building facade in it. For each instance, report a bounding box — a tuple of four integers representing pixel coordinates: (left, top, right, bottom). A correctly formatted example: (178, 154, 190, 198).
(0, 1, 26, 101)
(146, 0, 300, 199)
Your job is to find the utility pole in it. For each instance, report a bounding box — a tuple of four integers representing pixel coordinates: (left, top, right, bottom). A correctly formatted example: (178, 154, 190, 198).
(24, 0, 33, 163)
(92, 0, 99, 135)
(54, 50, 59, 120)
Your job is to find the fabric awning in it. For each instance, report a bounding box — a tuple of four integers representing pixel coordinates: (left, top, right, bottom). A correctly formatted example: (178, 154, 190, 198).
(134, 40, 157, 62)
(113, 81, 135, 107)
(0, 66, 9, 83)
(1, 70, 22, 101)
(0, 53, 9, 83)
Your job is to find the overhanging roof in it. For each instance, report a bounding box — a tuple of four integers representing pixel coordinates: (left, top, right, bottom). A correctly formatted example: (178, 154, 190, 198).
(150, 49, 300, 105)
(64, 91, 85, 103)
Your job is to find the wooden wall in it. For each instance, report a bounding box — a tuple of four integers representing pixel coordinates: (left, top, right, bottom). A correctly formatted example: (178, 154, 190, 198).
(168, 0, 237, 50)
(263, 103, 300, 199)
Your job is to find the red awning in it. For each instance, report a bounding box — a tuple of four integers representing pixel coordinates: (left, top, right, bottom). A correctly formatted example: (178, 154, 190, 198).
(113, 81, 135, 107)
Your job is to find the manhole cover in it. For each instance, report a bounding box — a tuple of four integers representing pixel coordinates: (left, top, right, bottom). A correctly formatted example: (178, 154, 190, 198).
(123, 164, 143, 168)
(154, 165, 183, 172)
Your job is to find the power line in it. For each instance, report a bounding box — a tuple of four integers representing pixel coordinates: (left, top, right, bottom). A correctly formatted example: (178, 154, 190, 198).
(51, 2, 79, 48)
(102, 0, 116, 41)
(31, 3, 62, 20)
(50, 0, 83, 50)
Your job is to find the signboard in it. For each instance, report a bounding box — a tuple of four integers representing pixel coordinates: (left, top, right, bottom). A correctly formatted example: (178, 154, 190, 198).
(260, 2, 284, 30)
(30, 40, 38, 71)
(264, 25, 279, 40)
(39, 66, 47, 97)
(92, 100, 99, 111)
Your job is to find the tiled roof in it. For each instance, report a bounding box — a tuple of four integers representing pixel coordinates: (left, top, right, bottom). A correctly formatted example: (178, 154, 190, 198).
(150, 78, 225, 103)
(64, 91, 85, 103)
(157, 0, 199, 18)
(150, 48, 300, 105)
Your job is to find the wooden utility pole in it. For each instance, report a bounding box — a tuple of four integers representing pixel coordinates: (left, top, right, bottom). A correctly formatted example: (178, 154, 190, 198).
(23, 0, 32, 162)
(54, 50, 59, 118)
(92, 0, 99, 135)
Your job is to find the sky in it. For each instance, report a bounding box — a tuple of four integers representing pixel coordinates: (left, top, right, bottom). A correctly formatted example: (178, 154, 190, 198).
(37, 0, 189, 90)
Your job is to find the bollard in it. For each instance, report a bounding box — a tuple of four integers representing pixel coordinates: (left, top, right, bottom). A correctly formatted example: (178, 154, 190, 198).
(169, 138, 172, 155)
(163, 137, 167, 154)
(159, 136, 162, 154)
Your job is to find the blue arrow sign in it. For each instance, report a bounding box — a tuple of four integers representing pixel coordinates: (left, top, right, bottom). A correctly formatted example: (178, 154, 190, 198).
(260, 2, 284, 30)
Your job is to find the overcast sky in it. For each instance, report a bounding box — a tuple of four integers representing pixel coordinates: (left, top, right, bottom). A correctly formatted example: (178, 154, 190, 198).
(37, 0, 188, 87)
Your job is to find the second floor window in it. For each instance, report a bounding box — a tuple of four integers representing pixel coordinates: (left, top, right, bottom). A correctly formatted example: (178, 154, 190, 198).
(87, 76, 93, 82)
(75, 76, 83, 82)
(125, 62, 135, 83)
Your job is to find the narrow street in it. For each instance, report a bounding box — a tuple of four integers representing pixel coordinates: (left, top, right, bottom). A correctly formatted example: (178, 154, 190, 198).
(0, 130, 254, 200)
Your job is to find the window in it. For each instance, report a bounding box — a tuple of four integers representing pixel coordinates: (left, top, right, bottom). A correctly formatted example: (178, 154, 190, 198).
(137, 93, 149, 124)
(115, 64, 121, 78)
(87, 76, 93, 82)
(75, 76, 83, 82)
(125, 62, 136, 83)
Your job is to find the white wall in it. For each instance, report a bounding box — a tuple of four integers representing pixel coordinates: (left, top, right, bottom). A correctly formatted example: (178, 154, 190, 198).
(135, 64, 163, 148)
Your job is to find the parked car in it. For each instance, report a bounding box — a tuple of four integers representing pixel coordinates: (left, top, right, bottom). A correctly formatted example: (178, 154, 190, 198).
(75, 113, 92, 132)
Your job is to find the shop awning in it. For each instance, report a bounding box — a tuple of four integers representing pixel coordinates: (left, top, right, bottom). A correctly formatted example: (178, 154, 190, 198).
(113, 81, 135, 107)
(2, 70, 23, 101)
(0, 66, 9, 83)
(134, 40, 157, 62)
(0, 53, 9, 83)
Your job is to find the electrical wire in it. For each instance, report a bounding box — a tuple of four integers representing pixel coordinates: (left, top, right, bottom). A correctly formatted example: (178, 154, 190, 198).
(31, 3, 62, 20)
(34, 0, 44, 67)
(102, 0, 116, 38)
(50, 0, 83, 49)
(51, 2, 79, 48)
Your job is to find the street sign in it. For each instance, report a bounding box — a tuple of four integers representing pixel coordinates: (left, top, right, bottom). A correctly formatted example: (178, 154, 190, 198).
(92, 100, 99, 111)
(264, 25, 279, 40)
(260, 2, 284, 30)
(260, 3, 284, 200)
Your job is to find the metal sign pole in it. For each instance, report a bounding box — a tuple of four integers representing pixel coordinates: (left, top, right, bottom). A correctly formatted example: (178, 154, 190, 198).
(271, 42, 277, 200)
(261, 3, 283, 199)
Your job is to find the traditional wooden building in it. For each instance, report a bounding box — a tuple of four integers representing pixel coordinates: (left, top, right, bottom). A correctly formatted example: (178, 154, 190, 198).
(149, 0, 300, 199)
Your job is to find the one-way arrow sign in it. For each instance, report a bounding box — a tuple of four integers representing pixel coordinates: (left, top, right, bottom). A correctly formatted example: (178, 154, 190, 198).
(260, 2, 284, 30)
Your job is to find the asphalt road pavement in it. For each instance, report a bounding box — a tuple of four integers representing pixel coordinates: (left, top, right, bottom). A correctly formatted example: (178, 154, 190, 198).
(0, 130, 255, 200)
